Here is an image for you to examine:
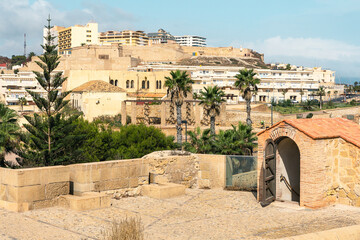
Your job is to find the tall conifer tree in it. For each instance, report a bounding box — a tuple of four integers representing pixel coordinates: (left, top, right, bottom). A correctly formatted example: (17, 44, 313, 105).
(20, 16, 82, 166)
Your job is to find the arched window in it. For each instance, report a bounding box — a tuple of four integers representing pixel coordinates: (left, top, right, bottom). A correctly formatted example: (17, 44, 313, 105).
(126, 80, 129, 88)
(131, 80, 134, 88)
(115, 80, 118, 86)
(110, 79, 114, 85)
(158, 80, 162, 89)
(156, 81, 158, 89)
(147, 81, 150, 89)
(142, 80, 146, 89)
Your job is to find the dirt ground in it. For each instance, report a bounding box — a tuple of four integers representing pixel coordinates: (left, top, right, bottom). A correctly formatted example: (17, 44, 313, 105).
(1, 189, 360, 240)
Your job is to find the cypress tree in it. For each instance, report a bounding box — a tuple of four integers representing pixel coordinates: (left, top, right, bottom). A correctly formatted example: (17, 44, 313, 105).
(20, 16, 83, 166)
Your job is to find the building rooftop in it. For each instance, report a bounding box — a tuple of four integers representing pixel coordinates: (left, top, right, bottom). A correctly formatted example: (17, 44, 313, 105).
(72, 80, 126, 93)
(127, 93, 166, 98)
(258, 118, 360, 148)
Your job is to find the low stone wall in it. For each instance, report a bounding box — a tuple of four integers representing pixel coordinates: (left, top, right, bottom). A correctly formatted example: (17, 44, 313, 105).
(0, 165, 69, 212)
(69, 159, 149, 195)
(0, 153, 228, 212)
(197, 154, 226, 189)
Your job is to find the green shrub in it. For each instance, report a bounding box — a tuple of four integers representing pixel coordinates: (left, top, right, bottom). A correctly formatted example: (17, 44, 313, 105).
(306, 113, 313, 118)
(93, 114, 131, 128)
(184, 122, 257, 155)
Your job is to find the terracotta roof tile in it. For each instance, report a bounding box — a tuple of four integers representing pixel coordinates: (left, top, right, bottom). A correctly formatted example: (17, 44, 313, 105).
(72, 80, 126, 93)
(258, 118, 360, 148)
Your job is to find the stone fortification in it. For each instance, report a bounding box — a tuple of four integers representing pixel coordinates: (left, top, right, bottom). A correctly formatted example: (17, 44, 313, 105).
(0, 152, 228, 212)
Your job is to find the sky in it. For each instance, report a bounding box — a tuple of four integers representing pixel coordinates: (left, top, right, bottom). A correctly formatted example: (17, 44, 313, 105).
(0, 0, 359, 83)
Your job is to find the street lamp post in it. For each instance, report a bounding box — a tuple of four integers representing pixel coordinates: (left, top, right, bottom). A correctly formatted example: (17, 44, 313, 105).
(182, 120, 188, 143)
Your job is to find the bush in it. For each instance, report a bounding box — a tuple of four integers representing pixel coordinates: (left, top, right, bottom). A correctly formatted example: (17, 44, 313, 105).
(306, 113, 313, 118)
(350, 99, 357, 106)
(184, 122, 257, 155)
(93, 114, 131, 128)
(20, 118, 176, 167)
(103, 217, 144, 240)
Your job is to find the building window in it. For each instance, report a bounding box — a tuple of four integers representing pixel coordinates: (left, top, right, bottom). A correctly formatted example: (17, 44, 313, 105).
(131, 80, 134, 88)
(156, 81, 158, 89)
(142, 80, 146, 89)
(126, 80, 129, 88)
(99, 55, 109, 60)
(115, 80, 118, 86)
(147, 81, 150, 89)
(110, 80, 114, 85)
(158, 80, 161, 89)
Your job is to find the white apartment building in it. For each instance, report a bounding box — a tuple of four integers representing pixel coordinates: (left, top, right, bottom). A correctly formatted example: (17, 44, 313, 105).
(129, 65, 342, 104)
(42, 25, 65, 52)
(58, 22, 99, 55)
(0, 72, 52, 106)
(174, 35, 206, 47)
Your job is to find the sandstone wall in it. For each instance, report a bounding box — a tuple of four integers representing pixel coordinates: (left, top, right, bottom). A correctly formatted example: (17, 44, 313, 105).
(0, 153, 228, 212)
(0, 165, 69, 212)
(196, 154, 226, 189)
(324, 138, 360, 207)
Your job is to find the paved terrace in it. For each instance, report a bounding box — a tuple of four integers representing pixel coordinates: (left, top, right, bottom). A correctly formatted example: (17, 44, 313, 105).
(2, 189, 360, 240)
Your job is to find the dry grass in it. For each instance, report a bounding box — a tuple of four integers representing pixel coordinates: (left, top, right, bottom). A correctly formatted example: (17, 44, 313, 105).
(103, 216, 144, 240)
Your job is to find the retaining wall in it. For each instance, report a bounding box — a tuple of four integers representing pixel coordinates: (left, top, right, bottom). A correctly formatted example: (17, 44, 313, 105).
(0, 153, 228, 212)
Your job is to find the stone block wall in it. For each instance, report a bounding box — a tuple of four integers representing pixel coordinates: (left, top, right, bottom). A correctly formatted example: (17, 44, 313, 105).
(70, 159, 149, 195)
(324, 138, 360, 206)
(196, 154, 226, 189)
(144, 154, 199, 188)
(0, 153, 228, 212)
(0, 166, 69, 211)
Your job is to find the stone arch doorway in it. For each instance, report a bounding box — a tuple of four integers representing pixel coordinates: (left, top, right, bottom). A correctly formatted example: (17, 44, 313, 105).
(262, 136, 300, 205)
(275, 137, 300, 203)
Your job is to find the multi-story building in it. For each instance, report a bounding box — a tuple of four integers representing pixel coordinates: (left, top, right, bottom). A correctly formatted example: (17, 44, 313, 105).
(174, 35, 206, 47)
(58, 22, 99, 55)
(0, 72, 56, 106)
(148, 29, 176, 45)
(129, 65, 342, 104)
(42, 25, 65, 51)
(99, 30, 149, 46)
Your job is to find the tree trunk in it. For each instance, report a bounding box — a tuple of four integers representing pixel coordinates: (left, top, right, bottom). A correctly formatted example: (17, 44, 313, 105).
(320, 96, 323, 109)
(176, 104, 182, 145)
(210, 116, 215, 135)
(246, 99, 252, 126)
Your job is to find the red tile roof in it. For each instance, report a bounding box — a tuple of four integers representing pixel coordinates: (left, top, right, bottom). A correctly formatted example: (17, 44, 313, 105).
(258, 118, 360, 148)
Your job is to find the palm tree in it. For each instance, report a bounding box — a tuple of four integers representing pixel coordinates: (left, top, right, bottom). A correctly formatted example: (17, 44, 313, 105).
(234, 69, 260, 126)
(317, 86, 326, 109)
(165, 70, 194, 145)
(0, 103, 20, 167)
(184, 127, 213, 154)
(197, 86, 225, 135)
(300, 89, 305, 103)
(327, 91, 331, 101)
(334, 90, 338, 99)
(281, 88, 288, 100)
(18, 97, 27, 112)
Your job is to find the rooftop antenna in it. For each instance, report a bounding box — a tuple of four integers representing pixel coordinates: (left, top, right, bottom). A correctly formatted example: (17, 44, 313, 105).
(24, 33, 27, 57)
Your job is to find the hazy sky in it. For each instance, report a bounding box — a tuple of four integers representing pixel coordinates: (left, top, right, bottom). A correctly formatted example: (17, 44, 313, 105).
(1, 0, 359, 81)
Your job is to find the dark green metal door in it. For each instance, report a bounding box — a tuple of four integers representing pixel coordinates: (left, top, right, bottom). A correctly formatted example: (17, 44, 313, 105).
(263, 140, 276, 204)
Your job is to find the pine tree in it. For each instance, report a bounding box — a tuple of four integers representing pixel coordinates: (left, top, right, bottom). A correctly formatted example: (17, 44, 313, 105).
(20, 16, 82, 166)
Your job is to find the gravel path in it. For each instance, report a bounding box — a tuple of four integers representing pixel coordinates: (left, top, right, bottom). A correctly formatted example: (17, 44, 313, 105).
(1, 189, 360, 239)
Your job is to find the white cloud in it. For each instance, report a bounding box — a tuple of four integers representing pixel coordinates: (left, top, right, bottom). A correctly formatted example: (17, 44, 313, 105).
(246, 36, 360, 62)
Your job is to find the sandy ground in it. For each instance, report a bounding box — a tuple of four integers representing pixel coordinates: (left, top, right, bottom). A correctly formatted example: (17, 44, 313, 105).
(1, 189, 360, 240)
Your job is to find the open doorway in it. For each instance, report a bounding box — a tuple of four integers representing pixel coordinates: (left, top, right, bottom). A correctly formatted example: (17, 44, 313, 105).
(276, 137, 300, 202)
